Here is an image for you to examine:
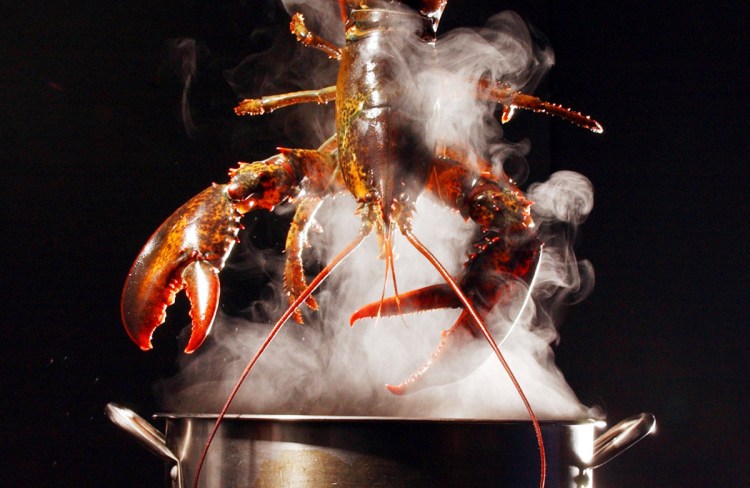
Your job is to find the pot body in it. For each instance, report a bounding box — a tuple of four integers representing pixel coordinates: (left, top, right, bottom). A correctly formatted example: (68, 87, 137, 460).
(158, 415, 600, 488)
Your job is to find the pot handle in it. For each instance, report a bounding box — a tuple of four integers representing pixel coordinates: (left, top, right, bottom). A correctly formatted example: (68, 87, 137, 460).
(588, 412, 656, 469)
(105, 403, 183, 488)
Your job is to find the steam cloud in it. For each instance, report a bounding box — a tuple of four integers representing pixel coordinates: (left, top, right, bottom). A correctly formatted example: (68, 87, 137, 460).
(157, 1, 599, 420)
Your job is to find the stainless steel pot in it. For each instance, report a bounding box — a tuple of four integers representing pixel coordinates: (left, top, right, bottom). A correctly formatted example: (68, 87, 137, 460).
(106, 404, 655, 488)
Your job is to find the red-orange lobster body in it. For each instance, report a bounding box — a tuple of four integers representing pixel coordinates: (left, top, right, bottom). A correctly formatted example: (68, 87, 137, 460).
(121, 1, 601, 486)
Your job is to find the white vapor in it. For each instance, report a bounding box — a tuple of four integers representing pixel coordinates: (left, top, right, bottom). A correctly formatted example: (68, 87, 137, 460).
(157, 1, 600, 421)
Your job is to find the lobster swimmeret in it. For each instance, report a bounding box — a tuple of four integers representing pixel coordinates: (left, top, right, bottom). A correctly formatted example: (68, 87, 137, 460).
(120, 1, 602, 486)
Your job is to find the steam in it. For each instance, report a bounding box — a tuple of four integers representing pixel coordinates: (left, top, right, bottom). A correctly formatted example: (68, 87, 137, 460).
(416, 10, 553, 159)
(163, 38, 204, 137)
(156, 2, 599, 420)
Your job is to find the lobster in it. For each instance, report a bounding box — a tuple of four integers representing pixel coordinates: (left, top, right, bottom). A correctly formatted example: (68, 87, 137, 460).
(120, 1, 602, 486)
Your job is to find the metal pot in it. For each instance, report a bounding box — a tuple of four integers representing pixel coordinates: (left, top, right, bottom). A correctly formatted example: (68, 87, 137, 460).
(106, 404, 655, 488)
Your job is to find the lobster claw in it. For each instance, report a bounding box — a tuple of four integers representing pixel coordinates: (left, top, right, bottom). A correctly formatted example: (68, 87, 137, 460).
(351, 233, 540, 395)
(350, 284, 489, 395)
(121, 184, 240, 353)
(385, 310, 488, 395)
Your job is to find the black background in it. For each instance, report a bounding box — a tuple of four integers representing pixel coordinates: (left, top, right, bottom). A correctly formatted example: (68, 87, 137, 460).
(2, 1, 748, 486)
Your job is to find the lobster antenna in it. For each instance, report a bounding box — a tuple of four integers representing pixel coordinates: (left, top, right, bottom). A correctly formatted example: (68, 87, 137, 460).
(402, 228, 547, 488)
(380, 225, 403, 308)
(380, 225, 409, 329)
(375, 228, 391, 322)
(192, 230, 368, 488)
(386, 231, 403, 313)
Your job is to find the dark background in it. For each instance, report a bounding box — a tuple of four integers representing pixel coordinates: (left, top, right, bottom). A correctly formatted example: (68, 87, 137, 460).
(2, 1, 747, 486)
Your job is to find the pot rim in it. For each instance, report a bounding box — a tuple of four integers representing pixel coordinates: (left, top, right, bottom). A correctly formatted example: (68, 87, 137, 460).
(153, 412, 607, 426)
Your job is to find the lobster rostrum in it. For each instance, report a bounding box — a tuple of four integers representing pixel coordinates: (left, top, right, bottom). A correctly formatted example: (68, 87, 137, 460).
(121, 1, 602, 486)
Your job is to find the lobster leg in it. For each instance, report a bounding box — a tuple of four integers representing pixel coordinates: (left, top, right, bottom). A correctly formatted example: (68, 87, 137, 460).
(284, 196, 323, 324)
(234, 14, 341, 117)
(121, 142, 341, 353)
(280, 137, 344, 323)
(476, 78, 603, 133)
(290, 13, 342, 60)
(235, 86, 336, 116)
